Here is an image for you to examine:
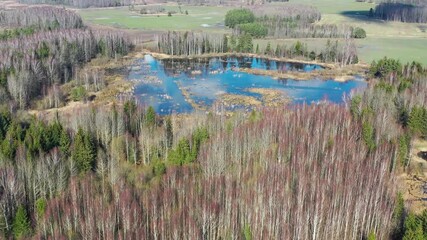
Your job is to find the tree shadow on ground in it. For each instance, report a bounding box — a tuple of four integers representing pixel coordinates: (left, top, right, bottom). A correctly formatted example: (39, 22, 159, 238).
(418, 25, 427, 32)
(339, 10, 386, 24)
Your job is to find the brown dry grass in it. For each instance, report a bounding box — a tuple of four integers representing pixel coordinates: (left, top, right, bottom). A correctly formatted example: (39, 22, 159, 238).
(29, 55, 134, 119)
(398, 139, 427, 214)
(237, 66, 366, 82)
(219, 94, 262, 107)
(247, 88, 289, 107)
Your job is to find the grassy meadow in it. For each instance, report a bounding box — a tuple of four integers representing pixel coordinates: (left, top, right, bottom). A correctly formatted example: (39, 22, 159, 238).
(78, 5, 231, 32)
(78, 0, 427, 64)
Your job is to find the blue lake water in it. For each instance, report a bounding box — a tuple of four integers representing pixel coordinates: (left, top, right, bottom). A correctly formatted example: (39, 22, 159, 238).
(127, 55, 366, 114)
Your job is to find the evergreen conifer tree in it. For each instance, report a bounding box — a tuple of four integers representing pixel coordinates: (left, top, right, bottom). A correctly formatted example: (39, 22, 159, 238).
(13, 206, 31, 239)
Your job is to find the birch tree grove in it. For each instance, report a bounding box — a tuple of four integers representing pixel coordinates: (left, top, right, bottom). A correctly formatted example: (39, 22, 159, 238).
(251, 4, 322, 23)
(156, 32, 227, 56)
(29, 104, 398, 240)
(375, 0, 427, 23)
(0, 6, 84, 30)
(248, 22, 354, 39)
(0, 6, 131, 108)
(0, 29, 130, 108)
(155, 31, 358, 65)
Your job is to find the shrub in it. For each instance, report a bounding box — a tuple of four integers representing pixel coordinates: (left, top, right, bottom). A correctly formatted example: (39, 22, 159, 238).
(153, 160, 166, 176)
(352, 27, 367, 39)
(70, 86, 87, 101)
(225, 9, 255, 28)
(35, 198, 47, 220)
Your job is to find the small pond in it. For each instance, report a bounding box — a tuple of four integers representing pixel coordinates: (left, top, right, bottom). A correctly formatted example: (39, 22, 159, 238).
(127, 55, 366, 114)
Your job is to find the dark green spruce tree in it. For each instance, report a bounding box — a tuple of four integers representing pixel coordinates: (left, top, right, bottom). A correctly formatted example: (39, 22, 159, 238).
(72, 128, 96, 173)
(13, 206, 31, 239)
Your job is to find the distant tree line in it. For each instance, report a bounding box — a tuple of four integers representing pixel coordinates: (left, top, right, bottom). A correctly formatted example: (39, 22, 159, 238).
(153, 0, 288, 6)
(156, 31, 358, 66)
(250, 4, 322, 24)
(250, 22, 356, 39)
(155, 31, 262, 55)
(0, 6, 84, 30)
(374, 0, 427, 23)
(172, 0, 224, 6)
(261, 39, 358, 66)
(18, 0, 134, 8)
(225, 6, 366, 39)
(156, 31, 228, 55)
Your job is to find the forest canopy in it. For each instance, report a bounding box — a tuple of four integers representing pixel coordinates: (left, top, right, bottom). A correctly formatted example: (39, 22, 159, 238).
(0, 6, 131, 109)
(0, 1, 426, 239)
(0, 6, 84, 29)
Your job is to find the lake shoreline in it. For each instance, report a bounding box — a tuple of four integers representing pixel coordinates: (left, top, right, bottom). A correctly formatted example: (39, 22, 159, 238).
(128, 53, 367, 114)
(136, 51, 368, 82)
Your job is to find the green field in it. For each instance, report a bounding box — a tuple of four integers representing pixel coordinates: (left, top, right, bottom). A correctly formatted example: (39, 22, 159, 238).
(259, 0, 427, 64)
(357, 38, 427, 64)
(255, 37, 427, 65)
(79, 5, 231, 32)
(79, 0, 427, 64)
(267, 0, 374, 14)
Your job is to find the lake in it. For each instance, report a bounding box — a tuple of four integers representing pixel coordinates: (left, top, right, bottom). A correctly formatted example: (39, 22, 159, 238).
(127, 55, 366, 114)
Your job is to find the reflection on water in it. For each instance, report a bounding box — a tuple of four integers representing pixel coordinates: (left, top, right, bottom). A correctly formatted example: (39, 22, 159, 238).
(160, 56, 323, 76)
(127, 55, 366, 115)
